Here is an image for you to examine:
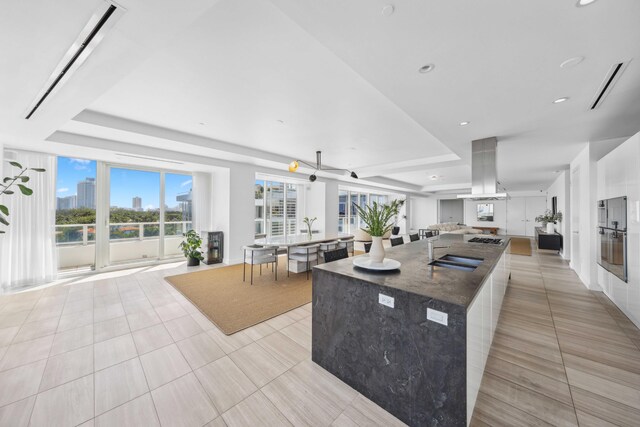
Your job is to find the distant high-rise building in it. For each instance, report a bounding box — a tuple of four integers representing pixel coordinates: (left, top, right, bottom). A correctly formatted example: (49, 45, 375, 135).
(56, 195, 77, 210)
(176, 190, 193, 221)
(77, 178, 96, 209)
(132, 196, 142, 211)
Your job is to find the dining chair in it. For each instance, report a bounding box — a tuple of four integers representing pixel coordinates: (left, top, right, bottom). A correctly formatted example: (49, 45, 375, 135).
(337, 237, 355, 256)
(409, 233, 420, 242)
(323, 247, 349, 263)
(318, 240, 340, 262)
(242, 245, 279, 285)
(364, 242, 372, 253)
(390, 237, 404, 247)
(288, 244, 320, 280)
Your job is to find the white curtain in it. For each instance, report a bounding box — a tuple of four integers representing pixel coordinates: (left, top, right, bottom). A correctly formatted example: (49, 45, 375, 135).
(0, 150, 57, 292)
(192, 172, 212, 233)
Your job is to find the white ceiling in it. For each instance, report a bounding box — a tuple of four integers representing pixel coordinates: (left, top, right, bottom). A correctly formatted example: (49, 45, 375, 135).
(1, 0, 640, 194)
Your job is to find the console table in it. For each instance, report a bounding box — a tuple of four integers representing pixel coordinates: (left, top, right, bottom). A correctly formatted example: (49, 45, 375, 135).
(472, 226, 499, 235)
(535, 227, 562, 252)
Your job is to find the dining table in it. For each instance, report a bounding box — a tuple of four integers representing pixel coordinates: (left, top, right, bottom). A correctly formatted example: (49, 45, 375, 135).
(254, 232, 354, 273)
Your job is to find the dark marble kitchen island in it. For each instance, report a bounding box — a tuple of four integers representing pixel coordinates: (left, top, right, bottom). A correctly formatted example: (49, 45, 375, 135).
(312, 234, 511, 427)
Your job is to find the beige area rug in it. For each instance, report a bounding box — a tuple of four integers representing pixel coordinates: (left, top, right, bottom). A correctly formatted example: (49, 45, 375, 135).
(165, 260, 311, 335)
(510, 237, 532, 256)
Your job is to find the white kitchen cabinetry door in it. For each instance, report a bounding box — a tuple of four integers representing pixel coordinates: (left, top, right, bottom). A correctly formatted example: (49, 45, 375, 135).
(506, 197, 526, 236)
(466, 250, 510, 425)
(525, 197, 547, 236)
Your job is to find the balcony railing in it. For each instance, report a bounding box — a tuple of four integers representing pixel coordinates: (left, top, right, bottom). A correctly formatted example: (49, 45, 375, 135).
(55, 221, 193, 245)
(56, 221, 193, 271)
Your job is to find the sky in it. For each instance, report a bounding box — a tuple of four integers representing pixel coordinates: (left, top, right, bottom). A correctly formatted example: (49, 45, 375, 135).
(56, 157, 192, 210)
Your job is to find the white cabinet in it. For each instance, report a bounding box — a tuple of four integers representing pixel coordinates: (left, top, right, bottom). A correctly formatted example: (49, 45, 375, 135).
(596, 132, 640, 329)
(466, 246, 510, 425)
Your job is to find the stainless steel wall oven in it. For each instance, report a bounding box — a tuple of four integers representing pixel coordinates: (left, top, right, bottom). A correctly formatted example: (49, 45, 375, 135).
(597, 196, 627, 282)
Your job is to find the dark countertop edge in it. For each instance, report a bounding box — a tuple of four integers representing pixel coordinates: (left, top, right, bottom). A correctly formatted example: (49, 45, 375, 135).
(313, 236, 511, 310)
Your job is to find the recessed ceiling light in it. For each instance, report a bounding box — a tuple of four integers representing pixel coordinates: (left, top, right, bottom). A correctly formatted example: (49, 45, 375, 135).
(576, 0, 597, 7)
(560, 56, 584, 69)
(459, 121, 470, 126)
(381, 5, 395, 16)
(419, 64, 435, 74)
(553, 97, 569, 104)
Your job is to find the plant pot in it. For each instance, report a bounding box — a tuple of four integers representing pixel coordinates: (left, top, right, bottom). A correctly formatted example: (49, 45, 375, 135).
(369, 236, 385, 264)
(187, 257, 200, 267)
(546, 222, 555, 234)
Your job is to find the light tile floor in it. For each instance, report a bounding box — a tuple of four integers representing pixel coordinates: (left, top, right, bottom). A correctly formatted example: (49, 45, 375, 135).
(0, 241, 639, 426)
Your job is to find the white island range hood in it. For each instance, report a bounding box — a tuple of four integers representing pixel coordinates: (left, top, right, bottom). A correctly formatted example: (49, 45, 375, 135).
(457, 137, 507, 200)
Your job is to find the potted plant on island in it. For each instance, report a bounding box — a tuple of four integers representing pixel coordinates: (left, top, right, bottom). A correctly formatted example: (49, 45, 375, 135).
(179, 230, 204, 266)
(353, 199, 403, 263)
(535, 210, 563, 234)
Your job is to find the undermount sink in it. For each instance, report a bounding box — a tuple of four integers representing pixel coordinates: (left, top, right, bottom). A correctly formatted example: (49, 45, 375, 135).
(438, 254, 484, 266)
(428, 260, 477, 272)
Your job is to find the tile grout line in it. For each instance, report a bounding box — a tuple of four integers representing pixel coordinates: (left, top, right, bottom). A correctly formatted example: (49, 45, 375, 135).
(23, 287, 69, 427)
(536, 248, 581, 425)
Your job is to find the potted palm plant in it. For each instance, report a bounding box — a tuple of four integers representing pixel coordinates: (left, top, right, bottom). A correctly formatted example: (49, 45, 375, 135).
(353, 199, 403, 263)
(179, 230, 204, 266)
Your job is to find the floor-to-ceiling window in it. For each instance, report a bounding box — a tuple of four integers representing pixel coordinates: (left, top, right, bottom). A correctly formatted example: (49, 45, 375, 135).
(338, 188, 396, 234)
(164, 173, 193, 258)
(338, 190, 348, 232)
(55, 157, 194, 271)
(254, 177, 299, 238)
(109, 168, 161, 265)
(55, 157, 97, 271)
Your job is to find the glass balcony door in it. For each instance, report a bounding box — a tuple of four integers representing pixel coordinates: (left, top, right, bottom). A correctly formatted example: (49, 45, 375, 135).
(108, 167, 161, 265)
(164, 173, 193, 259)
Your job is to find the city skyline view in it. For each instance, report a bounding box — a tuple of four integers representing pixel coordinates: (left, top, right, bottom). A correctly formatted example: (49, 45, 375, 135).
(56, 157, 192, 210)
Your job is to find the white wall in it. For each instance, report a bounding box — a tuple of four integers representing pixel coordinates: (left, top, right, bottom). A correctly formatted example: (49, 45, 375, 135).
(226, 165, 255, 264)
(464, 200, 507, 231)
(300, 182, 326, 233)
(570, 145, 599, 289)
(596, 132, 640, 328)
(392, 193, 409, 234)
(324, 181, 339, 234)
(409, 196, 438, 231)
(546, 171, 570, 259)
(210, 167, 231, 263)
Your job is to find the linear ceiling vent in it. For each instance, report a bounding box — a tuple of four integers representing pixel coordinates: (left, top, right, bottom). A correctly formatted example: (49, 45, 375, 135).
(589, 61, 629, 111)
(116, 153, 185, 165)
(25, 2, 124, 119)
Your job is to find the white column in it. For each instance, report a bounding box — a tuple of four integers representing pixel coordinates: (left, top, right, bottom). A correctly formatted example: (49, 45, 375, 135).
(324, 180, 339, 234)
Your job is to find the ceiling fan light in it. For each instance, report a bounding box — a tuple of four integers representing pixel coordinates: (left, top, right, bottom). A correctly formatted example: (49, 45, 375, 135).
(288, 160, 299, 172)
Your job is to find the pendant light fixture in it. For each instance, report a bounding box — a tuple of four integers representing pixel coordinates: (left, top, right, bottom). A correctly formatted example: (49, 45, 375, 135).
(288, 151, 358, 182)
